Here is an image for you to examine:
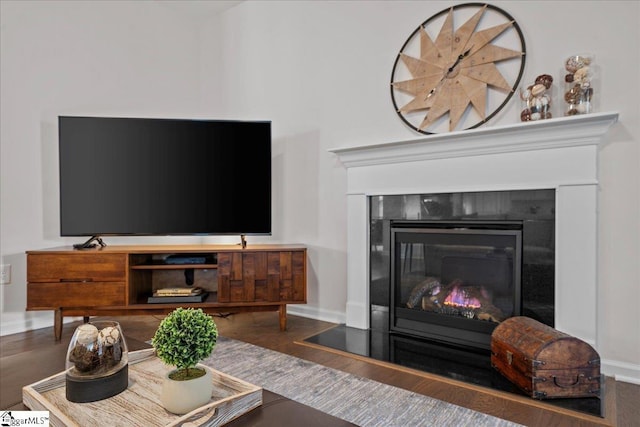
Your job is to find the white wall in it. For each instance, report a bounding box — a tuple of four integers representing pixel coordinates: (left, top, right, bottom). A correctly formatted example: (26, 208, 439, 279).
(0, 0, 206, 333)
(204, 1, 639, 382)
(1, 0, 638, 382)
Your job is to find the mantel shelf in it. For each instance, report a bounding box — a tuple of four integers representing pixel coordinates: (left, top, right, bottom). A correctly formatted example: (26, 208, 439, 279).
(329, 112, 619, 168)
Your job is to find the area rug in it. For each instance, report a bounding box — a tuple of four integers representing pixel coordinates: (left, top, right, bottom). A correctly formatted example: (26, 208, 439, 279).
(203, 337, 522, 427)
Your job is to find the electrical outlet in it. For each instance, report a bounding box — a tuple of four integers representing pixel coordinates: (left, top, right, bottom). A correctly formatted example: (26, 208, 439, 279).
(0, 264, 11, 284)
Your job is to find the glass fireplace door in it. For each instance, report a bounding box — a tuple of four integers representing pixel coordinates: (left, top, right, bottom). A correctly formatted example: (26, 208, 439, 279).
(390, 221, 522, 349)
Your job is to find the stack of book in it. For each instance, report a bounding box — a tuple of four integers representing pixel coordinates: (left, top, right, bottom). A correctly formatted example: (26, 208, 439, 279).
(147, 287, 208, 304)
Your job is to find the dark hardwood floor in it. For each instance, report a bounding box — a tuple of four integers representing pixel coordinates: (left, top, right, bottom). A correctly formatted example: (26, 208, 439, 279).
(2, 313, 638, 426)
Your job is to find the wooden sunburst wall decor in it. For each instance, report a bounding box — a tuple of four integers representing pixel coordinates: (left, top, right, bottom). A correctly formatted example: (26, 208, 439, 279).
(390, 3, 526, 134)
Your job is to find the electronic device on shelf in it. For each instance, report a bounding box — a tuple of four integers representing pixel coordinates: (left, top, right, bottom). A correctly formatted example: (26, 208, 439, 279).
(164, 255, 209, 265)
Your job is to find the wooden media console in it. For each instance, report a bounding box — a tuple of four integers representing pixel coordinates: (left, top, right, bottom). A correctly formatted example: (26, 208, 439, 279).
(26, 244, 307, 340)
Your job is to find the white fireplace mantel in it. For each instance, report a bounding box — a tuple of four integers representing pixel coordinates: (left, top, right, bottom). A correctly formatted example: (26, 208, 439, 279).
(329, 112, 619, 350)
(331, 112, 619, 167)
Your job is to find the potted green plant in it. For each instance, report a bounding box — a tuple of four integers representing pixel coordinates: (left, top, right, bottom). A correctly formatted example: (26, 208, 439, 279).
(151, 307, 218, 414)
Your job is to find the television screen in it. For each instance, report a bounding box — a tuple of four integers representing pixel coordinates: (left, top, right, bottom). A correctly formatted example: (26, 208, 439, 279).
(58, 116, 271, 237)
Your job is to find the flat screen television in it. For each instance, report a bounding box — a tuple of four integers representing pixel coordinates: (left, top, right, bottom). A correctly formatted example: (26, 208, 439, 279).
(58, 116, 271, 247)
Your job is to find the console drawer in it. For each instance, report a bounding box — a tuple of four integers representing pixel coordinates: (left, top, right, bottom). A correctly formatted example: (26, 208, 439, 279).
(27, 253, 126, 282)
(27, 282, 126, 308)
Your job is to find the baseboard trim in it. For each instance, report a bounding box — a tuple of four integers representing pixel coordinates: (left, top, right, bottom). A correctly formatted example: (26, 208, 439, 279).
(0, 313, 80, 337)
(601, 358, 640, 385)
(287, 305, 345, 325)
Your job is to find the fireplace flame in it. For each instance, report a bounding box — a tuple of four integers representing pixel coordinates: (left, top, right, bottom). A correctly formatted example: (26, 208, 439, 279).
(443, 285, 481, 309)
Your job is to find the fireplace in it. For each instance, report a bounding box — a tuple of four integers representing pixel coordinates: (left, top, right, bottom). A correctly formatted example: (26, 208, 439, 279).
(330, 112, 618, 353)
(371, 190, 554, 350)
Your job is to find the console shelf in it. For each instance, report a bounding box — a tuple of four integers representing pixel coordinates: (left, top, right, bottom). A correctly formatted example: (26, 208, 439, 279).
(130, 264, 218, 270)
(26, 244, 307, 340)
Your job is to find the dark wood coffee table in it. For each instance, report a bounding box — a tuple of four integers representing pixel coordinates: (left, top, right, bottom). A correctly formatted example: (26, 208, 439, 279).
(227, 390, 355, 426)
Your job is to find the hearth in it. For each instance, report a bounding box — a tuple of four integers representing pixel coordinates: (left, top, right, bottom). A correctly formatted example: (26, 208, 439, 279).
(370, 190, 555, 350)
(303, 324, 603, 418)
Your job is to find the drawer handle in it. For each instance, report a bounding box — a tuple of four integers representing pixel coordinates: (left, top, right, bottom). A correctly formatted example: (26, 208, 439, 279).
(60, 278, 93, 283)
(553, 374, 583, 388)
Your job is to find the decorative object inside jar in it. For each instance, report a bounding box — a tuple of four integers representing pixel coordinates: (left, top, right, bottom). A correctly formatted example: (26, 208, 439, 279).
(563, 54, 595, 115)
(519, 74, 554, 122)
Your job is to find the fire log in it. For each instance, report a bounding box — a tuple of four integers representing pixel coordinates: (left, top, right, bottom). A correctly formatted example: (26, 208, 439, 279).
(406, 277, 440, 308)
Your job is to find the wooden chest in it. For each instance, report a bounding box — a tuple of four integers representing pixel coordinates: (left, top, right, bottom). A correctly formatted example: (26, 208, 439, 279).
(491, 316, 601, 399)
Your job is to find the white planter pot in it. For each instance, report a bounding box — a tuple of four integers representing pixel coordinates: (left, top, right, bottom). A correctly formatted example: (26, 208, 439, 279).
(160, 364, 213, 415)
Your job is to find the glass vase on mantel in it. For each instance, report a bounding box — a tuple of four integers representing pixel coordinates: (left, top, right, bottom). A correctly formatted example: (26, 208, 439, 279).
(519, 73, 554, 122)
(563, 54, 596, 116)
